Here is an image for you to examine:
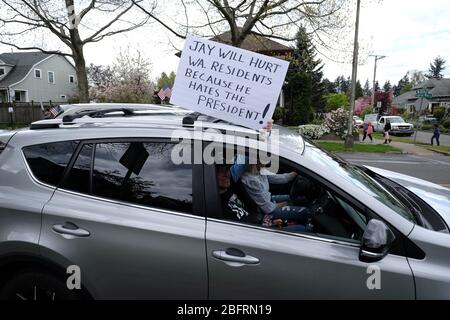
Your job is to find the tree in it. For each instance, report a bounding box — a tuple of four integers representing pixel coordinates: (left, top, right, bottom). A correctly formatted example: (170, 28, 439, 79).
(325, 93, 349, 112)
(334, 75, 351, 95)
(322, 78, 337, 96)
(157, 71, 176, 89)
(90, 49, 155, 103)
(426, 56, 446, 79)
(0, 0, 149, 102)
(409, 70, 426, 87)
(285, 72, 313, 125)
(87, 64, 114, 88)
(394, 73, 411, 96)
(134, 0, 349, 49)
(288, 27, 326, 113)
(355, 80, 364, 99)
(374, 81, 380, 92)
(383, 81, 392, 92)
(363, 79, 371, 96)
(374, 91, 392, 115)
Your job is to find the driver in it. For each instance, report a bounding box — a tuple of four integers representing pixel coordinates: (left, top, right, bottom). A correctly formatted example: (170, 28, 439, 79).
(240, 161, 312, 225)
(217, 165, 311, 233)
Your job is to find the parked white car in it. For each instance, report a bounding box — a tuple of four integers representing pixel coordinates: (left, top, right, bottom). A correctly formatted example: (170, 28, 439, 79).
(374, 116, 414, 136)
(353, 116, 363, 128)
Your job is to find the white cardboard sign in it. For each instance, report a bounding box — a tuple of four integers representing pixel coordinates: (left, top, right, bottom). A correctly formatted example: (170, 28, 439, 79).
(170, 35, 289, 129)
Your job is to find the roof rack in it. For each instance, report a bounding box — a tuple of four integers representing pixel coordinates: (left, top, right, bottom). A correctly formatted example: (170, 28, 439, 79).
(62, 108, 135, 123)
(182, 112, 201, 126)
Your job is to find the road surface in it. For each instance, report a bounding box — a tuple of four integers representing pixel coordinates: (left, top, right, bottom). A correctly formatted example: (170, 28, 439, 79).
(338, 153, 450, 188)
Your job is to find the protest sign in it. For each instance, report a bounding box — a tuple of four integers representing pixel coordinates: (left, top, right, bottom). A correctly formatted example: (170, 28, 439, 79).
(170, 35, 289, 129)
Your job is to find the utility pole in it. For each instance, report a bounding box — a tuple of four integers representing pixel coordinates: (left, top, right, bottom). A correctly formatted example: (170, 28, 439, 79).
(370, 55, 386, 112)
(345, 0, 361, 149)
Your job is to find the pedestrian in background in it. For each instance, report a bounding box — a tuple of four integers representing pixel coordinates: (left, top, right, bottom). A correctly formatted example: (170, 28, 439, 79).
(431, 124, 440, 146)
(383, 120, 392, 144)
(362, 121, 374, 142)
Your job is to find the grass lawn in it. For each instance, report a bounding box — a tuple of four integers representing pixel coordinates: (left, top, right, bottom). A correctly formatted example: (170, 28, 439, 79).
(317, 141, 402, 153)
(0, 123, 28, 130)
(416, 143, 450, 154)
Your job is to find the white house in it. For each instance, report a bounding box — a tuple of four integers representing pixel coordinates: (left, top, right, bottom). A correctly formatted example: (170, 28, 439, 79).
(0, 52, 78, 103)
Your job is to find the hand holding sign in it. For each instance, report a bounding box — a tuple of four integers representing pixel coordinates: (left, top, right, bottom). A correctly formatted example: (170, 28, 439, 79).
(170, 35, 289, 130)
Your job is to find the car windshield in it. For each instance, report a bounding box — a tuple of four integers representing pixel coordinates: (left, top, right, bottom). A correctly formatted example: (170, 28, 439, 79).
(389, 117, 405, 123)
(303, 139, 417, 224)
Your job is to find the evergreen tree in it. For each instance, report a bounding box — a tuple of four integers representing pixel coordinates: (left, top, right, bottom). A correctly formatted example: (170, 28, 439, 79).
(355, 80, 364, 99)
(426, 56, 446, 79)
(383, 81, 392, 92)
(285, 26, 325, 123)
(322, 78, 337, 95)
(394, 73, 411, 96)
(363, 79, 371, 96)
(374, 81, 380, 92)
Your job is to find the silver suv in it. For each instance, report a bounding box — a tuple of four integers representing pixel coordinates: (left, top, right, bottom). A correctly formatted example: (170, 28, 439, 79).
(0, 105, 449, 300)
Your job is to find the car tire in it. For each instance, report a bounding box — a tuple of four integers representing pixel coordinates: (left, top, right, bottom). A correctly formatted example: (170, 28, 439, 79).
(0, 270, 83, 300)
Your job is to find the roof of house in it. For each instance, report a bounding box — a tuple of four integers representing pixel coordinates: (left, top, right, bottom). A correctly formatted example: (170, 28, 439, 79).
(0, 52, 52, 88)
(393, 78, 450, 105)
(210, 30, 293, 54)
(176, 30, 294, 57)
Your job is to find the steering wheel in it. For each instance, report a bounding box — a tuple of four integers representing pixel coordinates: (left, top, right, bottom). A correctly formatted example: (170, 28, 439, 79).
(290, 175, 321, 202)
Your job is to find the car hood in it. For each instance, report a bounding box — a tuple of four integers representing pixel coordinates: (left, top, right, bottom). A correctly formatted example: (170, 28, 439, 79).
(366, 166, 450, 221)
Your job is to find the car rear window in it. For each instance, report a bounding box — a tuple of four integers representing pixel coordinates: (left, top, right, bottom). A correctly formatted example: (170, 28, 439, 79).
(23, 141, 79, 186)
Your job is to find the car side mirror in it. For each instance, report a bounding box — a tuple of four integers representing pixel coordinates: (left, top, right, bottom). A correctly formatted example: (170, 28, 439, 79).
(359, 219, 396, 263)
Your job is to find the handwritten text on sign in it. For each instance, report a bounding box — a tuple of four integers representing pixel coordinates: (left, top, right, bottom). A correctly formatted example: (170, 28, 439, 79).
(170, 35, 289, 129)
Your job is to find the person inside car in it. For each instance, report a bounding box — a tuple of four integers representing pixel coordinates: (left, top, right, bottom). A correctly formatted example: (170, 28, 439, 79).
(239, 160, 312, 226)
(217, 164, 311, 233)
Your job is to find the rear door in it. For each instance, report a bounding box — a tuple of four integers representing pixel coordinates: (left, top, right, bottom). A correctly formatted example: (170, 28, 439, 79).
(39, 139, 207, 299)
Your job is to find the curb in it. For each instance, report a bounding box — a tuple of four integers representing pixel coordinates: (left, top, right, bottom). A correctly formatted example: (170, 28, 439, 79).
(426, 148, 450, 156)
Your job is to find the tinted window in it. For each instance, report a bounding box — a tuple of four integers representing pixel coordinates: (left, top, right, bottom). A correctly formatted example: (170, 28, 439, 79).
(23, 141, 79, 186)
(93, 142, 192, 213)
(63, 144, 93, 194)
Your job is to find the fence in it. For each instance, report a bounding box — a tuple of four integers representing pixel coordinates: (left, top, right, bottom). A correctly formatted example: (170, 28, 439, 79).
(0, 101, 64, 124)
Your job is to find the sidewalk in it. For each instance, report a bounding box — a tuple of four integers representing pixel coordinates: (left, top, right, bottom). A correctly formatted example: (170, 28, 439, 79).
(359, 136, 435, 156)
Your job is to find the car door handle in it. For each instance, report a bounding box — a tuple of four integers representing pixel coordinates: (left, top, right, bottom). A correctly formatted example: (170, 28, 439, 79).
(52, 222, 90, 238)
(212, 248, 259, 265)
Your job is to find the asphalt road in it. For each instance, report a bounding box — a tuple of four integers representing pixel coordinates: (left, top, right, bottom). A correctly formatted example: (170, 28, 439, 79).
(412, 131, 450, 146)
(338, 153, 450, 188)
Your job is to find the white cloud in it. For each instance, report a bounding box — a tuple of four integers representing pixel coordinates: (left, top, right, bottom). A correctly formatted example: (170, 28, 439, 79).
(1, 0, 449, 86)
(323, 0, 450, 85)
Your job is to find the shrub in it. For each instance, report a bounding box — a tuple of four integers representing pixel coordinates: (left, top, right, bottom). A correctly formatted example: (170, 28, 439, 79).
(323, 108, 359, 139)
(361, 106, 373, 119)
(298, 125, 329, 140)
(433, 107, 446, 121)
(443, 119, 450, 129)
(421, 124, 432, 131)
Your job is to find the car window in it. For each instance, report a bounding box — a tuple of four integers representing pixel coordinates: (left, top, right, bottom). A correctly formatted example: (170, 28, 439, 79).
(62, 144, 93, 194)
(92, 142, 193, 214)
(23, 140, 79, 186)
(210, 150, 371, 242)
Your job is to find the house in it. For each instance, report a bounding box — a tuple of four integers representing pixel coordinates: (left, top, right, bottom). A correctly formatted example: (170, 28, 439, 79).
(209, 30, 294, 59)
(393, 78, 450, 113)
(0, 52, 78, 104)
(176, 30, 294, 59)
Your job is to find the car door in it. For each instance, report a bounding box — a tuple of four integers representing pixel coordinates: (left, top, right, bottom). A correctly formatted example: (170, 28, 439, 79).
(39, 139, 207, 299)
(204, 163, 415, 299)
